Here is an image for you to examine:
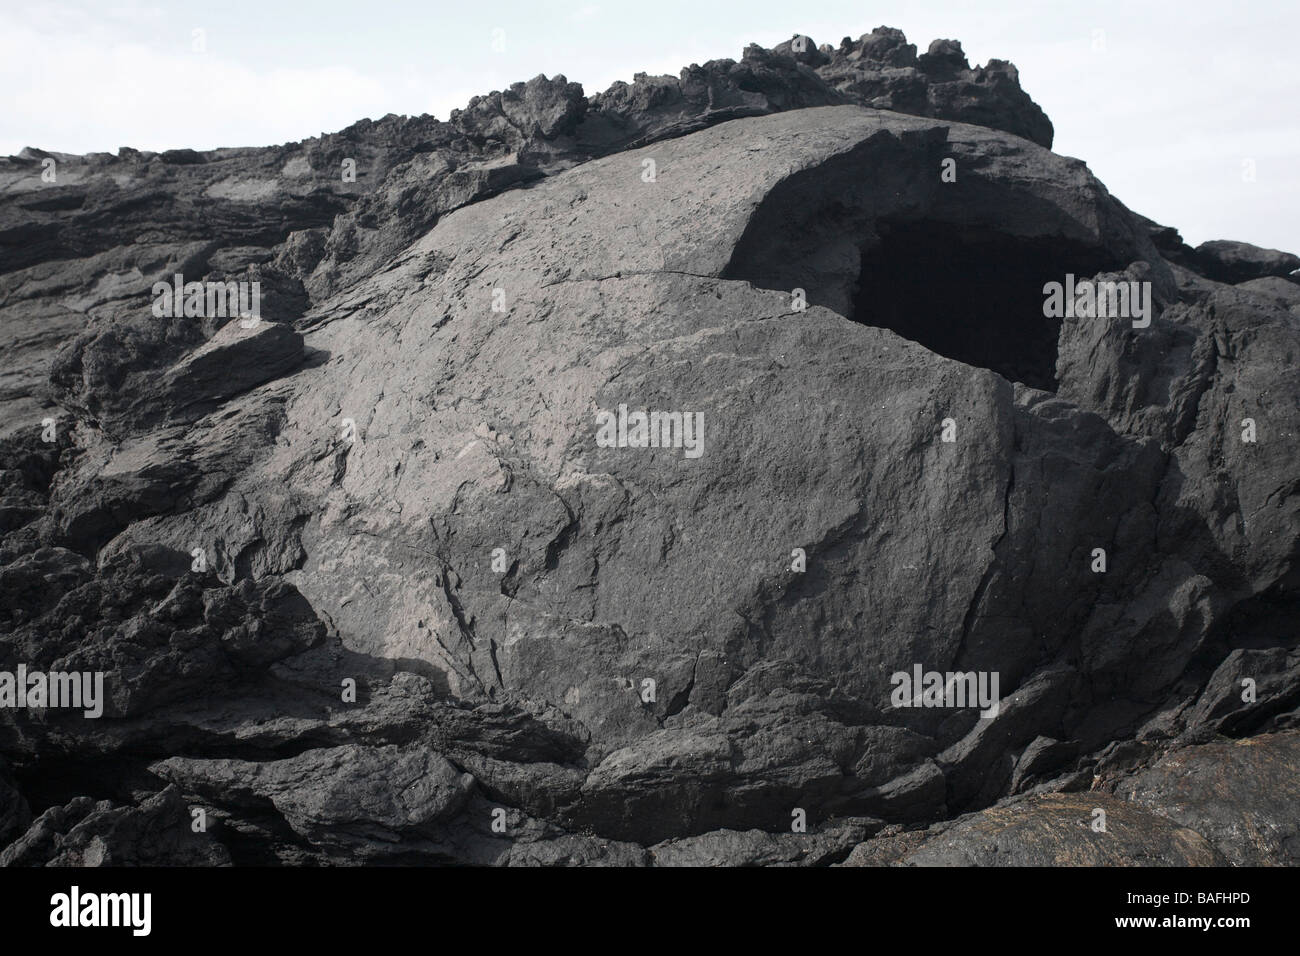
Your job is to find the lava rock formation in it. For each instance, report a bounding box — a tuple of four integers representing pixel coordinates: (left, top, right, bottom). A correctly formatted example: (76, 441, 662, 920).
(1, 28, 1297, 867)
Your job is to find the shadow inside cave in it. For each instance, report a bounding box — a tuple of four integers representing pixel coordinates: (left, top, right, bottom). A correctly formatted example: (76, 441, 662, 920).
(852, 221, 1115, 392)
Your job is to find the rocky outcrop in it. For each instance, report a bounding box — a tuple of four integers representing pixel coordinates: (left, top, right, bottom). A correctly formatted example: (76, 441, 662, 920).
(839, 730, 1300, 866)
(1116, 731, 1300, 865)
(0, 787, 229, 866)
(840, 793, 1228, 866)
(1191, 240, 1300, 284)
(1, 27, 1297, 866)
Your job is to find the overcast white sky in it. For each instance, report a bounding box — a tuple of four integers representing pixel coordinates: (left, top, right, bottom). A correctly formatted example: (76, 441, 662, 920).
(2, 0, 1296, 251)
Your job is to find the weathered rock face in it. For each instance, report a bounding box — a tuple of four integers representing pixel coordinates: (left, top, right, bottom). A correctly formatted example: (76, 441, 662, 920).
(1, 28, 1297, 866)
(1190, 241, 1300, 285)
(840, 729, 1300, 867)
(1115, 731, 1300, 866)
(842, 792, 1230, 867)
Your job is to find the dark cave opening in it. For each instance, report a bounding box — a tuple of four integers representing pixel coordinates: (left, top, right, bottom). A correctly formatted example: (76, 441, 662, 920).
(852, 222, 1118, 392)
(10, 753, 133, 815)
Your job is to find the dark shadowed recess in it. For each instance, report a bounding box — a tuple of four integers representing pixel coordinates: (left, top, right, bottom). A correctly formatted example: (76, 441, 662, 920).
(11, 753, 129, 813)
(853, 221, 1117, 392)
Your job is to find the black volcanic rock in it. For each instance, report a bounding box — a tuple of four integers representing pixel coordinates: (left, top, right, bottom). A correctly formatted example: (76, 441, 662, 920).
(841, 793, 1228, 866)
(1115, 730, 1300, 865)
(0, 786, 229, 866)
(819, 28, 1054, 147)
(1, 27, 1298, 867)
(0, 759, 28, 846)
(1191, 239, 1300, 284)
